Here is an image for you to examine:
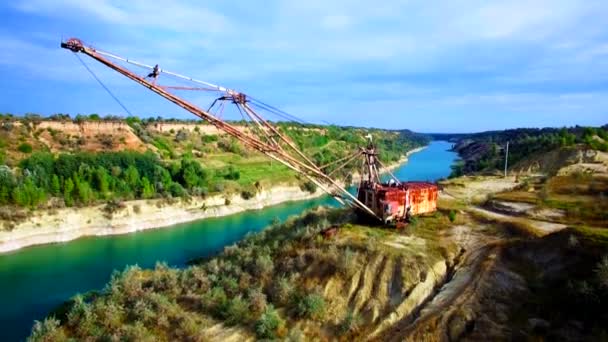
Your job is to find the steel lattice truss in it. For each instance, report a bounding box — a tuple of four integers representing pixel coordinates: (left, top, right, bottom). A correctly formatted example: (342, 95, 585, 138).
(61, 38, 381, 219)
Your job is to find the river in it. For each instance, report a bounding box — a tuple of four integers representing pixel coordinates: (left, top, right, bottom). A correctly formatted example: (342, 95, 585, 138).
(0, 140, 456, 341)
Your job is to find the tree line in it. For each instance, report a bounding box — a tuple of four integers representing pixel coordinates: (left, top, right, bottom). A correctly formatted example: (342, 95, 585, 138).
(451, 126, 608, 175)
(1, 151, 221, 208)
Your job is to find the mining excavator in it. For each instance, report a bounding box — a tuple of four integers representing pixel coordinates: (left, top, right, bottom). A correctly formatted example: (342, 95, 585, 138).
(61, 38, 437, 224)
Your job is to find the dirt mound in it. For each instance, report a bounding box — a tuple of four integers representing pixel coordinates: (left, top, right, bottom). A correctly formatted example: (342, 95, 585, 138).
(36, 121, 147, 152)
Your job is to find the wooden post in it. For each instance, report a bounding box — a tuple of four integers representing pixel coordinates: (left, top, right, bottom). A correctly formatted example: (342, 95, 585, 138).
(504, 141, 509, 177)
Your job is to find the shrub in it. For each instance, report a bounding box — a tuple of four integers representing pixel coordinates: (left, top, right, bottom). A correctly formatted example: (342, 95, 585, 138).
(202, 286, 227, 314)
(221, 296, 249, 325)
(222, 165, 240, 180)
(255, 305, 284, 339)
(337, 247, 358, 277)
(448, 210, 457, 223)
(255, 254, 274, 276)
(339, 310, 361, 335)
(271, 276, 293, 305)
(213, 182, 225, 192)
(18, 143, 33, 153)
(248, 287, 268, 315)
(241, 189, 256, 200)
(28, 317, 66, 342)
(169, 182, 186, 197)
(300, 180, 317, 194)
(293, 290, 326, 320)
(596, 255, 608, 289)
(222, 276, 240, 296)
(201, 134, 218, 143)
(175, 129, 188, 142)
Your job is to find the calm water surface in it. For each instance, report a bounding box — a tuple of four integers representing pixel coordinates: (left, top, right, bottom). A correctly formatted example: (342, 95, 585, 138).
(0, 140, 456, 341)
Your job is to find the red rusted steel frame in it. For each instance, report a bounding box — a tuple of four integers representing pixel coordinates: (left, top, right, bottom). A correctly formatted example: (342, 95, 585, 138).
(241, 104, 377, 216)
(242, 103, 318, 168)
(236, 102, 280, 148)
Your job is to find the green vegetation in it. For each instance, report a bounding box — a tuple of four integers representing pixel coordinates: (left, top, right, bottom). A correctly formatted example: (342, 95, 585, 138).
(17, 143, 33, 154)
(28, 208, 355, 340)
(27, 196, 465, 341)
(451, 126, 608, 175)
(0, 115, 428, 211)
(0, 151, 216, 208)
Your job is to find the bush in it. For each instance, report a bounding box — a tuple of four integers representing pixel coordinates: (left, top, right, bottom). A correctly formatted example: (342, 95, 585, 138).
(18, 143, 33, 154)
(300, 180, 317, 194)
(271, 276, 294, 305)
(254, 254, 274, 276)
(448, 210, 457, 223)
(221, 296, 249, 325)
(201, 134, 218, 143)
(28, 317, 66, 342)
(337, 247, 358, 277)
(596, 255, 608, 289)
(241, 189, 256, 200)
(293, 290, 326, 320)
(169, 182, 186, 197)
(255, 305, 284, 339)
(222, 165, 240, 180)
(248, 288, 268, 314)
(202, 286, 227, 314)
(175, 129, 188, 142)
(339, 310, 361, 335)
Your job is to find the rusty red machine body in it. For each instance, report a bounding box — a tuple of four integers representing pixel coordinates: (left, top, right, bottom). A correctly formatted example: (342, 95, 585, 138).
(355, 141, 438, 224)
(358, 181, 438, 224)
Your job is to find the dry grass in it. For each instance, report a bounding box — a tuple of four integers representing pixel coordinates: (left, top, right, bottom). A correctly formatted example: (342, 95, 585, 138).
(467, 209, 542, 238)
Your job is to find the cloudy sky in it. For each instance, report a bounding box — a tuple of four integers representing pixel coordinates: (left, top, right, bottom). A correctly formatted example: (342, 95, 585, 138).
(0, 1, 607, 132)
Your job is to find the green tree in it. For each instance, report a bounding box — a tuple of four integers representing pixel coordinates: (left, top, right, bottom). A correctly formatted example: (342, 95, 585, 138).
(12, 177, 46, 208)
(0, 167, 15, 204)
(64, 178, 74, 206)
(51, 175, 61, 195)
(124, 165, 140, 191)
(75, 176, 94, 205)
(94, 167, 110, 195)
(141, 177, 155, 199)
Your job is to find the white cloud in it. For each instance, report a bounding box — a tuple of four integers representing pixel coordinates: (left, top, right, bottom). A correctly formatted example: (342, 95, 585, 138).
(14, 0, 232, 34)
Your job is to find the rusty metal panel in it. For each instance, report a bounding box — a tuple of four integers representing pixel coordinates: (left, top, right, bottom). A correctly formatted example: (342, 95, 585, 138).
(406, 182, 438, 215)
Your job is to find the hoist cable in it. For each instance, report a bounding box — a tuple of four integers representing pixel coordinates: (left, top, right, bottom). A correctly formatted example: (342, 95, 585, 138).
(73, 53, 133, 117)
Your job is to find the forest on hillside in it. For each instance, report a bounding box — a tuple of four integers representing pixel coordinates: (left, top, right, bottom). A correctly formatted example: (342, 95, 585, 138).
(450, 126, 608, 176)
(0, 114, 428, 217)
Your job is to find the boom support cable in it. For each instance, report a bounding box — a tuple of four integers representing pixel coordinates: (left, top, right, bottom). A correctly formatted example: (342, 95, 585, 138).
(73, 53, 133, 117)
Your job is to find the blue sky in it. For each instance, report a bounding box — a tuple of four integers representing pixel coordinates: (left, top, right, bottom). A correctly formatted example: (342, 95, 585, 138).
(0, 1, 607, 133)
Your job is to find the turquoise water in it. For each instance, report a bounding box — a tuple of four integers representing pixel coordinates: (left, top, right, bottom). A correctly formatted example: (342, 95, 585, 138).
(0, 140, 456, 341)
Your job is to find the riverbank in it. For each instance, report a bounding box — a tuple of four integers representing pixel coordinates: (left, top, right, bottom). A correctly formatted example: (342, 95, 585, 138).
(0, 147, 426, 253)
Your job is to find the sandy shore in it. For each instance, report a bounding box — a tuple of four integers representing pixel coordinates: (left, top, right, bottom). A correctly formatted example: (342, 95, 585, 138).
(0, 147, 425, 254)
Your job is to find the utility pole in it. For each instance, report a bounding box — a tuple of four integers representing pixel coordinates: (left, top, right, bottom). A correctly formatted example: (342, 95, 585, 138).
(504, 141, 509, 177)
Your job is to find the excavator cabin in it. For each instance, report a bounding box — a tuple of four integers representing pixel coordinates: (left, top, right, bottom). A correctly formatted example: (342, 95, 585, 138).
(356, 138, 438, 224)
